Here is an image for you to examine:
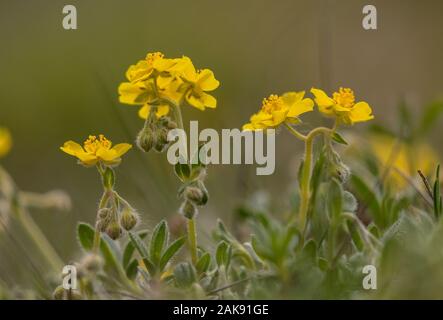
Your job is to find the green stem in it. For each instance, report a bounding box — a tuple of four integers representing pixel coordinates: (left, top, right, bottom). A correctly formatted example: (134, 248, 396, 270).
(287, 126, 333, 235)
(93, 164, 111, 253)
(14, 205, 64, 272)
(169, 101, 200, 265)
(187, 218, 198, 265)
(0, 166, 63, 272)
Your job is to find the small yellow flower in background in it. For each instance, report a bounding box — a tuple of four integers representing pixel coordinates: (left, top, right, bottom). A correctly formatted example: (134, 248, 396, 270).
(0, 127, 12, 158)
(60, 135, 132, 167)
(311, 87, 374, 125)
(369, 134, 439, 188)
(242, 92, 314, 130)
(118, 52, 220, 119)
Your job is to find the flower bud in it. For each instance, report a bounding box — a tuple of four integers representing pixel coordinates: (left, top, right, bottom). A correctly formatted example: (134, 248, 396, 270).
(137, 127, 156, 153)
(80, 253, 103, 273)
(120, 206, 138, 231)
(184, 186, 204, 205)
(105, 220, 122, 240)
(52, 285, 65, 300)
(96, 208, 111, 232)
(179, 200, 198, 219)
(52, 286, 82, 300)
(153, 128, 170, 153)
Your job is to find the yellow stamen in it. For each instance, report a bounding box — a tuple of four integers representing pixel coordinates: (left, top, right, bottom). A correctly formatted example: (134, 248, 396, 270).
(333, 87, 355, 109)
(83, 135, 112, 154)
(261, 94, 284, 113)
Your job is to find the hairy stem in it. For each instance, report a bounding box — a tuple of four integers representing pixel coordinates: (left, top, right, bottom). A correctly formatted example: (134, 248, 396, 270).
(187, 218, 198, 265)
(287, 126, 333, 234)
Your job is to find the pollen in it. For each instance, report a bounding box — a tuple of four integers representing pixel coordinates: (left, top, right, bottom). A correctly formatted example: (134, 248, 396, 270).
(84, 134, 112, 154)
(333, 87, 355, 109)
(261, 94, 284, 113)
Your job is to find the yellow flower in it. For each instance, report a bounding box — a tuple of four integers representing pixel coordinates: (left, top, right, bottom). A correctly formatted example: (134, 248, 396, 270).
(125, 52, 177, 83)
(242, 92, 314, 130)
(310, 87, 374, 124)
(60, 135, 132, 167)
(119, 53, 220, 118)
(179, 57, 220, 110)
(369, 134, 439, 188)
(0, 127, 12, 158)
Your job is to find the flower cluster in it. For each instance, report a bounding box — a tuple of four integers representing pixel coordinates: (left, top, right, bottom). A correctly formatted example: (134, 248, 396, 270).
(0, 127, 12, 158)
(118, 52, 220, 119)
(243, 87, 374, 130)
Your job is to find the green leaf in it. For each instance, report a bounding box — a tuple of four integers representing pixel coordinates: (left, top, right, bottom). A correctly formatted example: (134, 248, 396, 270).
(128, 231, 148, 258)
(174, 262, 196, 288)
(174, 161, 191, 182)
(159, 237, 186, 271)
(123, 231, 148, 268)
(77, 223, 94, 250)
(327, 178, 343, 222)
(150, 220, 168, 265)
(331, 132, 348, 145)
(216, 241, 232, 269)
(142, 257, 157, 276)
(125, 259, 139, 280)
(351, 174, 382, 225)
(302, 239, 317, 261)
(196, 252, 211, 274)
(346, 220, 364, 251)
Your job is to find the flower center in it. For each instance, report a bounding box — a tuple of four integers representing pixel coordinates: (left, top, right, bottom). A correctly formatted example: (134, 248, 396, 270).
(261, 94, 284, 114)
(333, 87, 355, 109)
(84, 135, 112, 154)
(146, 52, 164, 66)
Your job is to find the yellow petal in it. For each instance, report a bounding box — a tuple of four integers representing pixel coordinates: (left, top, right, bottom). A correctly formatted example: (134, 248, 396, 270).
(186, 92, 205, 110)
(180, 57, 198, 82)
(197, 69, 220, 91)
(153, 58, 177, 72)
(311, 88, 335, 115)
(60, 141, 84, 156)
(156, 104, 170, 117)
(201, 92, 217, 108)
(118, 82, 147, 105)
(76, 153, 99, 166)
(281, 91, 305, 106)
(349, 101, 374, 123)
(126, 60, 151, 82)
(138, 104, 170, 120)
(111, 143, 132, 158)
(287, 98, 314, 118)
(138, 105, 149, 120)
(270, 109, 288, 126)
(242, 123, 255, 131)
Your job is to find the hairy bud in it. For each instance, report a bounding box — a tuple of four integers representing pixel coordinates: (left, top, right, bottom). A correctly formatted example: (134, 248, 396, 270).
(180, 200, 198, 219)
(137, 127, 156, 153)
(105, 220, 122, 240)
(120, 206, 138, 231)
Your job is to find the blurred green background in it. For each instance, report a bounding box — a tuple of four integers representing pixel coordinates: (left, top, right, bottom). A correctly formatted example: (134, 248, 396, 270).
(1, 0, 443, 284)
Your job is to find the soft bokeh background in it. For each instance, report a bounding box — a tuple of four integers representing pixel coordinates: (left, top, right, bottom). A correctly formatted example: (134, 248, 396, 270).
(1, 0, 443, 284)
